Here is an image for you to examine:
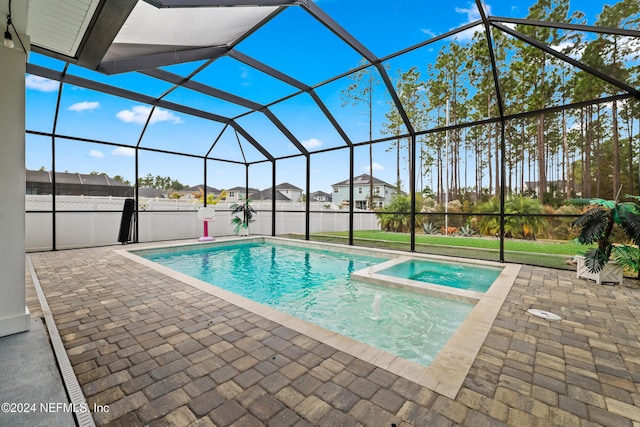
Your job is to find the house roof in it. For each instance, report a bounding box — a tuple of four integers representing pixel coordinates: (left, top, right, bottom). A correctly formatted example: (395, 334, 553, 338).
(311, 191, 331, 198)
(226, 187, 259, 193)
(331, 174, 394, 188)
(26, 169, 131, 187)
(26, 169, 51, 183)
(252, 188, 291, 201)
(275, 182, 303, 191)
(138, 187, 166, 198)
(185, 185, 221, 194)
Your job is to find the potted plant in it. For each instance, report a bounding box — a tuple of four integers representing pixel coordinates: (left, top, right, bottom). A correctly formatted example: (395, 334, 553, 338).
(570, 192, 640, 284)
(230, 196, 256, 236)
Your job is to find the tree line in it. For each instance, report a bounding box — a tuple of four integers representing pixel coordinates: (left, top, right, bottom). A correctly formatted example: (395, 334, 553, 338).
(349, 0, 639, 208)
(137, 173, 188, 191)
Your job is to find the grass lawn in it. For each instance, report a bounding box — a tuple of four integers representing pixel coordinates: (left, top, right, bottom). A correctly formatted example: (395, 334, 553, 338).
(315, 230, 588, 256)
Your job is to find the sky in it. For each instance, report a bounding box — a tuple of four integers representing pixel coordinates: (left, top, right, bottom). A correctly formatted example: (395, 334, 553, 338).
(25, 0, 615, 194)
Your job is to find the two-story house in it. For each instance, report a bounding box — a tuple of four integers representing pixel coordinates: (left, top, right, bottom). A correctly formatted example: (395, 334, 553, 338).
(274, 183, 303, 202)
(252, 187, 292, 202)
(225, 186, 259, 202)
(310, 191, 332, 203)
(331, 174, 396, 210)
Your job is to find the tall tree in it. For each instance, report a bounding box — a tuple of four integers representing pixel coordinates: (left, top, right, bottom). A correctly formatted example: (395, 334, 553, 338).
(594, 0, 640, 196)
(572, 43, 604, 197)
(517, 0, 570, 200)
(342, 59, 380, 208)
(621, 99, 640, 193)
(434, 42, 469, 199)
(425, 62, 449, 202)
(384, 66, 428, 193)
(466, 29, 500, 198)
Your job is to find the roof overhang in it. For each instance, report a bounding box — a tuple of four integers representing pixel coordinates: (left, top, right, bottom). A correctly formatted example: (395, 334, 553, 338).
(22, 0, 291, 74)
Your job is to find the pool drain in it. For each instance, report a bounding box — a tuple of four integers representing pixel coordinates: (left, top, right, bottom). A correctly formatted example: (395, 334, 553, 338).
(527, 309, 561, 321)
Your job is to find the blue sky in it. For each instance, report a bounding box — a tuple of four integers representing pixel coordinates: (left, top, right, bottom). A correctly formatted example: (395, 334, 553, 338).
(25, 0, 613, 194)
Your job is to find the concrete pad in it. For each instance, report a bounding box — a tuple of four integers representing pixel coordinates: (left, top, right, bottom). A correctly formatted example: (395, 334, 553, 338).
(0, 318, 75, 427)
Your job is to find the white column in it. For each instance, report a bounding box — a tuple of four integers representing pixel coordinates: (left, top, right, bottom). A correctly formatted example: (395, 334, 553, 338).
(0, 36, 30, 337)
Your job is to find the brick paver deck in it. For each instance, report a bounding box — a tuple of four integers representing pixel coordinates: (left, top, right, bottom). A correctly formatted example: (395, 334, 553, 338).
(27, 241, 640, 426)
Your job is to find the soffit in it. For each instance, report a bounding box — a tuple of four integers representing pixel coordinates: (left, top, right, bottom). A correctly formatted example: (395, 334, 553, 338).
(26, 0, 100, 57)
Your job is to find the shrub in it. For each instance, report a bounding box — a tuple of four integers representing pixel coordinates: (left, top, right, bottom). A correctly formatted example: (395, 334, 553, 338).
(422, 223, 440, 235)
(477, 196, 548, 240)
(457, 224, 478, 237)
(376, 194, 425, 232)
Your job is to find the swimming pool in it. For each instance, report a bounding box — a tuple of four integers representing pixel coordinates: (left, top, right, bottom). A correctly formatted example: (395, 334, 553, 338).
(136, 241, 475, 367)
(378, 259, 502, 292)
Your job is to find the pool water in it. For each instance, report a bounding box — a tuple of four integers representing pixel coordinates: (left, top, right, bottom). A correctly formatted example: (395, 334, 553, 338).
(140, 242, 475, 367)
(378, 259, 502, 292)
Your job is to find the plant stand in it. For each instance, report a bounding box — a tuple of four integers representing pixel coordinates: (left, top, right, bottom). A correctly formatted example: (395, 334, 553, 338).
(575, 255, 623, 285)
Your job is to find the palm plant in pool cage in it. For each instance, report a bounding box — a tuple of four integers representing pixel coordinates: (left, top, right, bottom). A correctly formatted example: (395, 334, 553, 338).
(230, 196, 256, 235)
(571, 193, 640, 275)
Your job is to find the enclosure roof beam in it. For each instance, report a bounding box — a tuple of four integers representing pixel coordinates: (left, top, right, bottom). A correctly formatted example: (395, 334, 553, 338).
(261, 108, 309, 156)
(380, 21, 482, 63)
(493, 22, 640, 97)
(141, 67, 311, 155)
(27, 63, 234, 123)
(229, 50, 307, 91)
(489, 16, 640, 38)
(229, 50, 353, 146)
(140, 68, 264, 110)
(477, 0, 505, 119)
(100, 46, 230, 75)
(298, 0, 377, 63)
(144, 0, 297, 7)
(206, 124, 229, 158)
(300, 1, 415, 137)
(27, 63, 275, 162)
(308, 90, 353, 146)
(229, 121, 275, 162)
(135, 106, 156, 148)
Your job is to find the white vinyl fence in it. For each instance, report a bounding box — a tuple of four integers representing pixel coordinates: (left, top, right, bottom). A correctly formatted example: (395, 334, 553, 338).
(25, 195, 380, 251)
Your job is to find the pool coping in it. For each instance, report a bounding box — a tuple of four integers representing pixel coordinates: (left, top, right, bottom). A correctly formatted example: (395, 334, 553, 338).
(350, 256, 486, 304)
(115, 236, 521, 399)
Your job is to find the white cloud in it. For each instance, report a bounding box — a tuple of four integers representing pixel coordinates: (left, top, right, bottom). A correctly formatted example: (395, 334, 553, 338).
(25, 75, 58, 92)
(302, 138, 323, 149)
(451, 25, 482, 43)
(620, 37, 640, 62)
(239, 67, 251, 86)
(362, 162, 385, 173)
(568, 121, 581, 132)
(68, 101, 100, 112)
(551, 40, 584, 58)
(116, 106, 182, 125)
(452, 2, 491, 42)
(455, 2, 490, 22)
(420, 28, 436, 38)
(88, 150, 104, 158)
(112, 147, 135, 157)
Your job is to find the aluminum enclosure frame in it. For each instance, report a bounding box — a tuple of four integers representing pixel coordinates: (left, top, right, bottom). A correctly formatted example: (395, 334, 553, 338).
(25, 0, 640, 262)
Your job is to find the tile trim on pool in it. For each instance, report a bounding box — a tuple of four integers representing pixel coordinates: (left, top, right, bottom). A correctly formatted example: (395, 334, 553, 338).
(351, 256, 485, 304)
(116, 236, 520, 399)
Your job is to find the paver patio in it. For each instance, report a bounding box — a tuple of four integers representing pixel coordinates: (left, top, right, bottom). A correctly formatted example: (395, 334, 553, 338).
(25, 240, 640, 426)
